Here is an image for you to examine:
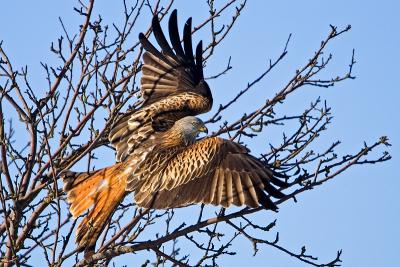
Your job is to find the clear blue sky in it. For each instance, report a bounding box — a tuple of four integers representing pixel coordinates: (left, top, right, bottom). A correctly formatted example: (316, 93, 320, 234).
(0, 1, 398, 266)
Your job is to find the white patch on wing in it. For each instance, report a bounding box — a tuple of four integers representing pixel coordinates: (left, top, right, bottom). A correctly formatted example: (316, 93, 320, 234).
(128, 121, 140, 129)
(123, 166, 135, 175)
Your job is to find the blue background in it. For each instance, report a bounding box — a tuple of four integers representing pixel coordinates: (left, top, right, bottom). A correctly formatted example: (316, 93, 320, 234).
(0, 0, 398, 266)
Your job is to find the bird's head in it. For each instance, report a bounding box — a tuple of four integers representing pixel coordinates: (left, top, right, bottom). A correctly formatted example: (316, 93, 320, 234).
(172, 116, 208, 146)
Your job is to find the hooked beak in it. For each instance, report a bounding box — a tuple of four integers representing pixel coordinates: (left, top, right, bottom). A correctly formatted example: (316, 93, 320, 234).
(199, 125, 208, 135)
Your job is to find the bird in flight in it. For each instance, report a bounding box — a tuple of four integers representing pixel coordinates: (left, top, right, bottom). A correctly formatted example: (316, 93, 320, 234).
(63, 9, 288, 252)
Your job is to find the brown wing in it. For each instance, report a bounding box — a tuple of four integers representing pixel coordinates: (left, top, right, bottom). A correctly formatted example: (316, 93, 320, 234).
(133, 137, 288, 210)
(109, 10, 212, 162)
(139, 9, 211, 105)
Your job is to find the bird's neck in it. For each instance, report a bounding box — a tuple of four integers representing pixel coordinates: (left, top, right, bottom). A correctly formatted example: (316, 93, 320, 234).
(159, 128, 196, 148)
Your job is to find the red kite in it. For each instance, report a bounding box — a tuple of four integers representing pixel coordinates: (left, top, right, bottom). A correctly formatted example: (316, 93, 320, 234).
(63, 10, 288, 251)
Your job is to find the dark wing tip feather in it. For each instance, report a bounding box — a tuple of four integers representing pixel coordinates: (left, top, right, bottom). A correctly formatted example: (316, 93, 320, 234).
(139, 32, 170, 64)
(195, 41, 204, 79)
(168, 9, 186, 61)
(270, 176, 289, 188)
(256, 189, 278, 211)
(269, 170, 290, 188)
(272, 169, 290, 179)
(262, 179, 287, 199)
(183, 17, 195, 65)
(138, 32, 151, 51)
(171, 9, 177, 18)
(152, 11, 176, 60)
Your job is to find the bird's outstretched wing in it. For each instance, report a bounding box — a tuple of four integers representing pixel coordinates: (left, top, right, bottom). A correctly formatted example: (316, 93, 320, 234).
(140, 9, 211, 105)
(109, 10, 213, 162)
(132, 137, 288, 210)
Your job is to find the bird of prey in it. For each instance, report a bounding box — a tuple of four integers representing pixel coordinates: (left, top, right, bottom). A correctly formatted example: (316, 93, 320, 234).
(62, 9, 288, 252)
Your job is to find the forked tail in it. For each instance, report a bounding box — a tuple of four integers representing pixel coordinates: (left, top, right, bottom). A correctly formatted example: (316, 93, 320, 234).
(62, 162, 128, 251)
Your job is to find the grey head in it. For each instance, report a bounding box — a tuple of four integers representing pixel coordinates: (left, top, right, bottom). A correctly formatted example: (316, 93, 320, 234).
(173, 116, 208, 146)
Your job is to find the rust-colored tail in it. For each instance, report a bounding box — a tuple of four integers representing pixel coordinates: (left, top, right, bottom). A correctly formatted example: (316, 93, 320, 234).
(62, 162, 128, 251)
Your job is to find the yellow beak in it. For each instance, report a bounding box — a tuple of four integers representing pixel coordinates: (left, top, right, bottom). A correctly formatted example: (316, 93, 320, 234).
(199, 125, 208, 134)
